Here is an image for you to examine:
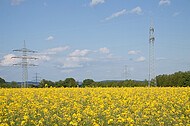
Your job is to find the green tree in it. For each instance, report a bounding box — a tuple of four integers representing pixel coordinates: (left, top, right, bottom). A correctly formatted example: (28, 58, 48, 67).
(64, 78, 76, 87)
(0, 77, 6, 84)
(82, 79, 94, 87)
(39, 79, 55, 88)
(0, 83, 10, 88)
(143, 79, 149, 87)
(10, 81, 18, 88)
(0, 77, 9, 88)
(55, 80, 65, 87)
(156, 71, 190, 87)
(117, 81, 124, 87)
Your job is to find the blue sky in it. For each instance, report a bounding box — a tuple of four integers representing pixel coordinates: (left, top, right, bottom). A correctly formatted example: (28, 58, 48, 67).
(0, 0, 190, 82)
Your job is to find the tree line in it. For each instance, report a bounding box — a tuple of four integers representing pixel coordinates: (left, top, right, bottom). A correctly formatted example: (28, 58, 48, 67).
(0, 71, 190, 88)
(156, 71, 190, 87)
(0, 78, 20, 88)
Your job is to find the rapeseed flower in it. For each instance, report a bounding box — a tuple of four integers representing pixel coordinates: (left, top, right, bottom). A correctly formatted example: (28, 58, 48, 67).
(0, 87, 189, 125)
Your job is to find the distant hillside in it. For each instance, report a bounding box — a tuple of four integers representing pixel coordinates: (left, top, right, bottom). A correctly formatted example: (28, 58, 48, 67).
(6, 81, 39, 85)
(101, 80, 143, 82)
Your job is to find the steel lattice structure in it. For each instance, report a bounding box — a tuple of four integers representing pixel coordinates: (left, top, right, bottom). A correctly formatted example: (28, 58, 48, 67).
(32, 73, 41, 86)
(149, 18, 157, 87)
(12, 41, 37, 88)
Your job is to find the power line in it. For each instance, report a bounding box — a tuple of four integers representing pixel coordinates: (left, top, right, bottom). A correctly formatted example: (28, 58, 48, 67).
(12, 40, 38, 88)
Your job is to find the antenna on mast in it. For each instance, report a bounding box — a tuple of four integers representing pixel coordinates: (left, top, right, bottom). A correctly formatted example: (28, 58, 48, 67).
(148, 18, 156, 87)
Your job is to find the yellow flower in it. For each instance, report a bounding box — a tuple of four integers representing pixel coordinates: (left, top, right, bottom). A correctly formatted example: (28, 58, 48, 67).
(0, 123, 9, 126)
(69, 121, 77, 126)
(108, 119, 114, 124)
(10, 121, 15, 125)
(93, 122, 99, 126)
(77, 117, 81, 122)
(127, 117, 134, 124)
(23, 115, 29, 120)
(21, 121, 26, 126)
(0, 87, 189, 125)
(30, 120, 34, 124)
(39, 120, 43, 125)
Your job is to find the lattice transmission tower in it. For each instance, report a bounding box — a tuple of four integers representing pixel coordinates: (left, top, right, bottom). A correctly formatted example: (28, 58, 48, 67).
(12, 41, 37, 88)
(148, 18, 157, 87)
(32, 73, 41, 86)
(124, 65, 128, 81)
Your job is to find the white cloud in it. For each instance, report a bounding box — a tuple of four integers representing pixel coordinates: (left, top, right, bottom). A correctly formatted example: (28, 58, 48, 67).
(105, 9, 127, 21)
(68, 57, 91, 62)
(0, 53, 50, 66)
(61, 69, 74, 73)
(47, 46, 70, 52)
(28, 55, 50, 65)
(31, 46, 69, 64)
(53, 47, 111, 69)
(156, 57, 167, 61)
(61, 57, 92, 68)
(42, 51, 56, 55)
(105, 7, 142, 21)
(159, 0, 171, 6)
(11, 0, 24, 6)
(69, 49, 90, 57)
(129, 6, 142, 15)
(173, 12, 180, 17)
(36, 55, 51, 61)
(135, 56, 146, 62)
(63, 62, 82, 68)
(45, 36, 54, 41)
(90, 0, 104, 6)
(129, 7, 142, 15)
(128, 50, 141, 55)
(95, 47, 110, 54)
(42, 46, 70, 55)
(0, 54, 20, 66)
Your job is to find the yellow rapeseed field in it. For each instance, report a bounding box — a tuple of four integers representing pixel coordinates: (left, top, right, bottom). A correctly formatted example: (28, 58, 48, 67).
(0, 87, 190, 126)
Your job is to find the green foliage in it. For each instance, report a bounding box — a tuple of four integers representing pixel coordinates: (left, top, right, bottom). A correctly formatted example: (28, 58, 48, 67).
(0, 77, 10, 88)
(38, 78, 76, 88)
(10, 81, 19, 88)
(156, 71, 190, 87)
(38, 79, 54, 88)
(82, 79, 94, 87)
(0, 77, 6, 84)
(0, 83, 10, 88)
(86, 80, 147, 87)
(64, 78, 76, 87)
(1, 70, 189, 88)
(55, 80, 65, 87)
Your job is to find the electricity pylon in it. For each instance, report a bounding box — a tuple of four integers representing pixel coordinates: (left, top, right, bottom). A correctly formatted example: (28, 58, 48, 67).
(32, 73, 41, 85)
(148, 18, 157, 87)
(12, 41, 37, 88)
(124, 65, 128, 81)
